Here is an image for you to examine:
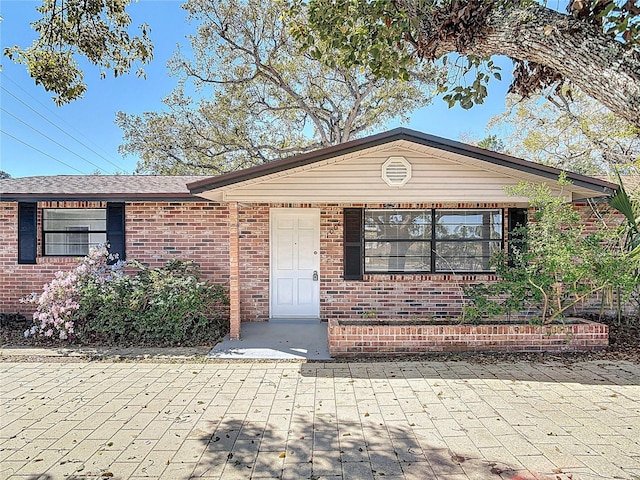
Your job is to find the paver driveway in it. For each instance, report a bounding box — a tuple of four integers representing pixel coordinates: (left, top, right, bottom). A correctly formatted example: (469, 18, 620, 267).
(1, 359, 639, 480)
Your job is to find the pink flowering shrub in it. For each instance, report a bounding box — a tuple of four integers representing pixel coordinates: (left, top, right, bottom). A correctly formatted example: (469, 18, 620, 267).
(22, 245, 124, 340)
(22, 247, 228, 345)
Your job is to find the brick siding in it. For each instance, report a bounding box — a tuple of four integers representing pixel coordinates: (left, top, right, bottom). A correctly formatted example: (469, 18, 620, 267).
(2, 200, 622, 343)
(0, 201, 230, 314)
(233, 202, 522, 321)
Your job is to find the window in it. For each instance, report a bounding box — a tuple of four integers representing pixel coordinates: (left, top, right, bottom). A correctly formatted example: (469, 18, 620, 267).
(43, 209, 107, 256)
(344, 208, 504, 277)
(433, 210, 502, 272)
(365, 210, 432, 272)
(17, 202, 125, 263)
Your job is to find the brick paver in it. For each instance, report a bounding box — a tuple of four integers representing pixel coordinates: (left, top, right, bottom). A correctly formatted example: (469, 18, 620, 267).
(1, 359, 639, 479)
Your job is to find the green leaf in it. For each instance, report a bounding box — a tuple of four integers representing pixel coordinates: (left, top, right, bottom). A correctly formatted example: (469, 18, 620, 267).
(608, 177, 638, 229)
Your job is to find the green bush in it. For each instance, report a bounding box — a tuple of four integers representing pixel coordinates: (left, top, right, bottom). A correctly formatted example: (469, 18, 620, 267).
(78, 259, 229, 345)
(462, 279, 521, 324)
(463, 175, 638, 324)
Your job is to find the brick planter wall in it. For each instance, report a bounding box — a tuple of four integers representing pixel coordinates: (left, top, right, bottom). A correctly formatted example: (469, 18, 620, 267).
(328, 318, 609, 356)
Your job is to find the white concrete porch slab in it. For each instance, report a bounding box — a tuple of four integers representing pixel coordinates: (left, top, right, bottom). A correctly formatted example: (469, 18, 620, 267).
(207, 319, 332, 360)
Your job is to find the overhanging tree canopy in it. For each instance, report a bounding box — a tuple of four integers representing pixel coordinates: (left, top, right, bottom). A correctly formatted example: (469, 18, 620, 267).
(9, 0, 639, 131)
(4, 0, 153, 105)
(291, 0, 640, 129)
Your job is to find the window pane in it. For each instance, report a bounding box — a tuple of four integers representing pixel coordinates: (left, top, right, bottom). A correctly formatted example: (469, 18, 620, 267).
(365, 241, 430, 257)
(435, 240, 501, 272)
(435, 210, 502, 240)
(402, 256, 431, 272)
(365, 255, 430, 272)
(45, 233, 107, 256)
(365, 210, 431, 240)
(365, 256, 392, 272)
(365, 241, 431, 272)
(43, 209, 107, 232)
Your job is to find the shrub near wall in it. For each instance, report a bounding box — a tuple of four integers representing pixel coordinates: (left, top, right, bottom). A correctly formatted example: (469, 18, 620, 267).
(0, 201, 230, 315)
(81, 259, 229, 345)
(24, 246, 229, 346)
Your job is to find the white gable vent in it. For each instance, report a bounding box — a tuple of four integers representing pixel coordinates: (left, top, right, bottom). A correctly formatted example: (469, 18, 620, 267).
(382, 156, 412, 187)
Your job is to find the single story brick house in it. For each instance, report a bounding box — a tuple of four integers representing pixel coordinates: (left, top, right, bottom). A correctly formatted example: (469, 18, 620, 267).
(0, 129, 618, 354)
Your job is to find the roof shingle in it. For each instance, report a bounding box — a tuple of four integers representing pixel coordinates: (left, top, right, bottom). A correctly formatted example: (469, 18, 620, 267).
(0, 175, 209, 201)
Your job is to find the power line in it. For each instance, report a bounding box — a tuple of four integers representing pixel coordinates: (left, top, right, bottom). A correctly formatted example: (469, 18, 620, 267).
(1, 82, 126, 172)
(1, 107, 111, 174)
(1, 130, 88, 174)
(1, 76, 128, 172)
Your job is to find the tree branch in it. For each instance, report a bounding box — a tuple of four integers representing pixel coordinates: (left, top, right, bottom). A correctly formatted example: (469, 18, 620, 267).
(402, 1, 640, 128)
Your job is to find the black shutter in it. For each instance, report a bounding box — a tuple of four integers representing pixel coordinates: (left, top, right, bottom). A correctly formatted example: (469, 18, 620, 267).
(106, 202, 126, 262)
(343, 208, 363, 280)
(18, 202, 37, 264)
(508, 208, 528, 266)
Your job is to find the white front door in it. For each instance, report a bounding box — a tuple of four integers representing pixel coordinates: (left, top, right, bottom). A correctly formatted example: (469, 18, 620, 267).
(270, 208, 320, 318)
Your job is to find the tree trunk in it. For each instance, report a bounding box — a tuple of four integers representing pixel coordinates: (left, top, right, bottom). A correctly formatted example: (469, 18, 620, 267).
(409, 2, 640, 129)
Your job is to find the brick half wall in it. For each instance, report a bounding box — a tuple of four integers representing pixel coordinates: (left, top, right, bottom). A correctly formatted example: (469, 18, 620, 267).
(328, 318, 609, 356)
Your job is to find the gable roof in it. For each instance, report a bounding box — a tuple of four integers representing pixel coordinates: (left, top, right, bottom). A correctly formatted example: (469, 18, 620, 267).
(187, 128, 618, 198)
(0, 129, 621, 204)
(0, 175, 207, 202)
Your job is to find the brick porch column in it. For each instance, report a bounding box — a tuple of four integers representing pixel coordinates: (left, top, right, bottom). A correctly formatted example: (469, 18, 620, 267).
(228, 201, 241, 340)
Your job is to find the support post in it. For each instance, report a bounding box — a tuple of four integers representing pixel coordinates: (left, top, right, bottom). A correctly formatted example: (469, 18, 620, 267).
(228, 201, 241, 340)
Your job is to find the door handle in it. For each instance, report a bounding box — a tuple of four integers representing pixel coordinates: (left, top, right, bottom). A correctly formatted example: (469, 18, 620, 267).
(312, 270, 319, 281)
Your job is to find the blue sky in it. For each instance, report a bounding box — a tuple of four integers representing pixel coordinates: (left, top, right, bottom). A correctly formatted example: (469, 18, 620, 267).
(1, 0, 512, 178)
